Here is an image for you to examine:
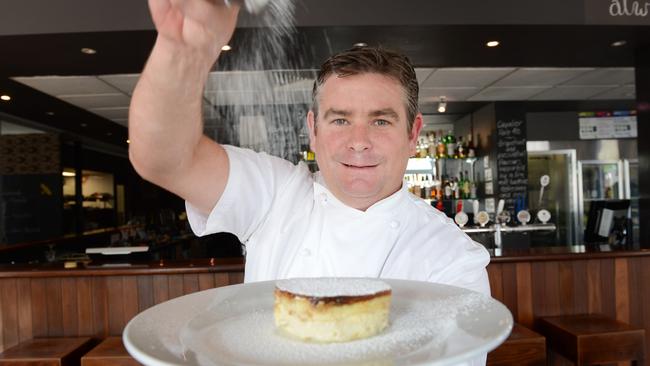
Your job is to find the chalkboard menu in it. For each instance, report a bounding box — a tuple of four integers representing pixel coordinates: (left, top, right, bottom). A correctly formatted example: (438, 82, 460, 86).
(496, 119, 528, 213)
(1, 175, 62, 244)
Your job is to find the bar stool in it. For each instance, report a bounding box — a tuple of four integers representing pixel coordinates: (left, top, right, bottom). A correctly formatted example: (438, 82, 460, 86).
(81, 337, 140, 366)
(0, 337, 94, 366)
(487, 323, 546, 366)
(537, 314, 646, 365)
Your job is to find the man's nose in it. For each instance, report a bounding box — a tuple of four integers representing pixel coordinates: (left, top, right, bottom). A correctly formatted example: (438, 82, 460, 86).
(347, 124, 372, 151)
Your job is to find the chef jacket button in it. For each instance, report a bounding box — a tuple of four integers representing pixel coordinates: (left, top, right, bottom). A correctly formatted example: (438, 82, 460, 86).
(301, 247, 312, 256)
(320, 193, 328, 204)
(390, 220, 400, 229)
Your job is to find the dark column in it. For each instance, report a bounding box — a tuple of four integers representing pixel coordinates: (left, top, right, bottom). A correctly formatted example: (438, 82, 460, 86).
(636, 46, 650, 249)
(74, 141, 84, 234)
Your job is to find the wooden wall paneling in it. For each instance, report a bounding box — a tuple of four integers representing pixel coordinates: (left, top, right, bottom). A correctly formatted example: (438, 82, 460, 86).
(614, 258, 630, 323)
(572, 260, 589, 314)
(487, 263, 504, 302)
(0, 279, 18, 352)
(15, 278, 32, 342)
(599, 258, 616, 318)
(0, 280, 3, 352)
(586, 259, 602, 314)
(91, 277, 108, 337)
(501, 263, 519, 320)
(137, 275, 154, 312)
(639, 257, 650, 365)
(106, 276, 125, 336)
(558, 261, 575, 314)
(30, 278, 47, 338)
(543, 261, 561, 316)
(168, 275, 183, 299)
(530, 262, 547, 321)
(76, 277, 94, 336)
(214, 273, 230, 288)
(61, 277, 78, 336)
(44, 277, 63, 336)
(228, 272, 244, 285)
(183, 274, 199, 295)
(152, 275, 169, 305)
(198, 273, 215, 291)
(515, 262, 534, 327)
(122, 276, 139, 325)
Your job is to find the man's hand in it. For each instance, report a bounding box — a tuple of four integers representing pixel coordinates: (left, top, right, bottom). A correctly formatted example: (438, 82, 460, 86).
(149, 0, 239, 59)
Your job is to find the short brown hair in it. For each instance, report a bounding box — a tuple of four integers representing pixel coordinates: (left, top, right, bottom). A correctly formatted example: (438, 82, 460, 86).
(311, 46, 419, 134)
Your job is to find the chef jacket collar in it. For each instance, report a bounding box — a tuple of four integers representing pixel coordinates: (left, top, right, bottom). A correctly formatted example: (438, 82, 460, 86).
(312, 172, 409, 216)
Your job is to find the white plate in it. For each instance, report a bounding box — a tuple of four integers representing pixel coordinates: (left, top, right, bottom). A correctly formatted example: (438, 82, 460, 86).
(123, 279, 512, 366)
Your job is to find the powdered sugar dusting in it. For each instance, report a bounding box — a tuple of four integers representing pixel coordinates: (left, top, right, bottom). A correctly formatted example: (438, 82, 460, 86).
(275, 278, 391, 297)
(179, 291, 489, 365)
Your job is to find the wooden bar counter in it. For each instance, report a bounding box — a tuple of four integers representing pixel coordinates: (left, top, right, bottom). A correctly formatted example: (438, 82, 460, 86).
(0, 247, 649, 365)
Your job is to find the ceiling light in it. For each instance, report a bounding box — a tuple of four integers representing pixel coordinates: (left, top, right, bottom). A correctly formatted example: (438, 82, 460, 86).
(437, 97, 447, 113)
(106, 132, 113, 136)
(46, 111, 55, 116)
(126, 139, 131, 144)
(353, 42, 368, 48)
(486, 40, 500, 47)
(1, 95, 11, 101)
(611, 40, 627, 47)
(80, 123, 87, 127)
(221, 45, 232, 51)
(62, 172, 76, 177)
(81, 47, 97, 54)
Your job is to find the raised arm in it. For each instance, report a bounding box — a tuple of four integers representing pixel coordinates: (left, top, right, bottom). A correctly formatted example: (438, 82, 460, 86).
(129, 0, 239, 215)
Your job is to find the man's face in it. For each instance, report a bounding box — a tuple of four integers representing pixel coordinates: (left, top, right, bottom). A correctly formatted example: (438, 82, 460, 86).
(307, 72, 423, 211)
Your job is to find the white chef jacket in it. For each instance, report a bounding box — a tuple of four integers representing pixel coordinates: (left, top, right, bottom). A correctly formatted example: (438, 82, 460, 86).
(186, 145, 490, 295)
(186, 145, 491, 366)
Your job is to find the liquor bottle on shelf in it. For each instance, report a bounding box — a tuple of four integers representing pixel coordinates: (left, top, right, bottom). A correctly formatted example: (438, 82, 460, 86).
(462, 170, 471, 199)
(456, 136, 467, 159)
(467, 133, 476, 158)
(445, 130, 457, 158)
(427, 132, 436, 158)
(436, 129, 447, 159)
(443, 175, 452, 200)
(452, 176, 460, 199)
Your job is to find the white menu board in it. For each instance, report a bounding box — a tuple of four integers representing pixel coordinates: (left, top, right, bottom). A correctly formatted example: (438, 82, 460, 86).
(579, 114, 637, 139)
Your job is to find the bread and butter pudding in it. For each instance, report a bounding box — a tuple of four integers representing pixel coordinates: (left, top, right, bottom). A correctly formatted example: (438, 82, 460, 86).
(274, 278, 392, 343)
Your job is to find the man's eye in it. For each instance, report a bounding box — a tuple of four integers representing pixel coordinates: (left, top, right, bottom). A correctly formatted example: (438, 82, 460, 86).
(374, 119, 391, 126)
(332, 119, 348, 125)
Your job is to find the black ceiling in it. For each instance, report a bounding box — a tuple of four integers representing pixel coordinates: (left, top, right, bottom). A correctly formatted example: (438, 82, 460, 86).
(0, 23, 648, 149)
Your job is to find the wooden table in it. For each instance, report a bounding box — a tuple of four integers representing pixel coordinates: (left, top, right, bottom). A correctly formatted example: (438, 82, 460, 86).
(81, 337, 140, 366)
(0, 337, 93, 366)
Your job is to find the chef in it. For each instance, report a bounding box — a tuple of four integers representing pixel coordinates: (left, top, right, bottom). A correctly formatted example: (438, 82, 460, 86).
(129, 0, 490, 308)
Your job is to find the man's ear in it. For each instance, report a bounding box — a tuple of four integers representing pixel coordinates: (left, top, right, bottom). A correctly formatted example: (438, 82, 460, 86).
(307, 110, 317, 152)
(409, 113, 424, 156)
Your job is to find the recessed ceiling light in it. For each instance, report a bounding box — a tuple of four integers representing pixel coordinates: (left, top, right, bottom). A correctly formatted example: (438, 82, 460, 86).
(106, 132, 113, 136)
(62, 172, 76, 177)
(353, 42, 368, 48)
(0, 95, 10, 101)
(80, 123, 87, 127)
(126, 139, 131, 144)
(486, 41, 500, 47)
(46, 111, 55, 116)
(221, 45, 232, 51)
(81, 47, 97, 54)
(611, 40, 627, 47)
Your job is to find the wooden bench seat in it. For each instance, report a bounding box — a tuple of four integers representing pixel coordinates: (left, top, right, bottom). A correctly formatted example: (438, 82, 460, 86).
(487, 323, 546, 366)
(537, 314, 646, 365)
(81, 338, 139, 366)
(0, 338, 94, 366)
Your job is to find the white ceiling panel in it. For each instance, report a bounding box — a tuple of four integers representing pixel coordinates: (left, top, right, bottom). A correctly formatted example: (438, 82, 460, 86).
(589, 85, 636, 100)
(12, 75, 118, 95)
(415, 68, 436, 85)
(422, 68, 516, 88)
(492, 68, 594, 87)
(468, 86, 548, 101)
(89, 107, 129, 119)
(419, 87, 480, 102)
(98, 74, 140, 95)
(529, 86, 616, 100)
(206, 71, 271, 92)
(562, 68, 634, 86)
(59, 93, 131, 109)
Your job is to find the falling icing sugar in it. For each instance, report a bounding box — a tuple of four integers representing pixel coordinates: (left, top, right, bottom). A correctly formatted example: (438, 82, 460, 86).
(275, 278, 391, 297)
(179, 292, 489, 365)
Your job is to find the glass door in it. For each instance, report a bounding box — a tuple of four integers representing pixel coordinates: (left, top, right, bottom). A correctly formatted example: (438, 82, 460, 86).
(527, 149, 580, 246)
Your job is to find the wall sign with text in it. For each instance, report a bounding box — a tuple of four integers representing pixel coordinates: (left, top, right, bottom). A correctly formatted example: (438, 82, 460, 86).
(578, 111, 637, 139)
